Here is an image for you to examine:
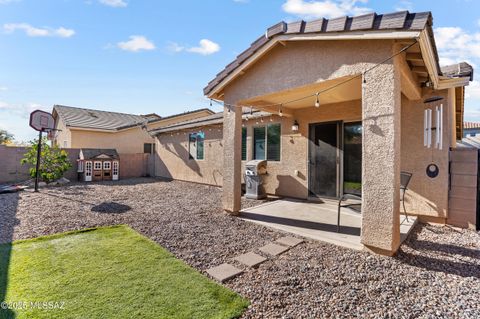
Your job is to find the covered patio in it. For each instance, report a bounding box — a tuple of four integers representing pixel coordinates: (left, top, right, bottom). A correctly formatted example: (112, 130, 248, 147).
(240, 199, 417, 251)
(204, 12, 470, 255)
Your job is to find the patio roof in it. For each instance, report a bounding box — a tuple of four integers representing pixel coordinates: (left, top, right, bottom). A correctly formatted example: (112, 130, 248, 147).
(204, 11, 440, 97)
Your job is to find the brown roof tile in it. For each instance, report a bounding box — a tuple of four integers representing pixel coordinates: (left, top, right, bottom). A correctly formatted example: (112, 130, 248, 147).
(204, 11, 434, 96)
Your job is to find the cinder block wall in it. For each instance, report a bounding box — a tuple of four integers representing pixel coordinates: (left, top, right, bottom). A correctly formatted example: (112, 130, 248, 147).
(0, 145, 80, 184)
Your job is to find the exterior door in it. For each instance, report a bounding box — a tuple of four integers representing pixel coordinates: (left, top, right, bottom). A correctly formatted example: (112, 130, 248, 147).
(103, 161, 112, 180)
(93, 161, 103, 181)
(85, 161, 92, 182)
(308, 122, 341, 198)
(112, 161, 119, 180)
(343, 122, 362, 195)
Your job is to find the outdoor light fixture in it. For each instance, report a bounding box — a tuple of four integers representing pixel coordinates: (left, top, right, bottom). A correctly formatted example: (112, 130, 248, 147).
(292, 120, 299, 132)
(279, 107, 283, 117)
(315, 93, 320, 108)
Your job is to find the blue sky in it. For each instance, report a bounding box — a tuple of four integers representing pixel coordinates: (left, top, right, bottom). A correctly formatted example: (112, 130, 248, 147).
(1, 0, 480, 142)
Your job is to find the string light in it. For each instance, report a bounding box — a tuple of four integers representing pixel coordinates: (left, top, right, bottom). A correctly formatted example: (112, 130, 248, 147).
(206, 41, 417, 113)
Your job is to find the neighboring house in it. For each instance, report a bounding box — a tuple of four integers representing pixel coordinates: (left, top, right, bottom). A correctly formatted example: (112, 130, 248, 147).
(52, 105, 214, 154)
(151, 11, 474, 255)
(463, 121, 480, 137)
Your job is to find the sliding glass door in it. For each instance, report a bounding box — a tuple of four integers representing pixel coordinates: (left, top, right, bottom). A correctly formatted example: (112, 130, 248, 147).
(343, 122, 362, 195)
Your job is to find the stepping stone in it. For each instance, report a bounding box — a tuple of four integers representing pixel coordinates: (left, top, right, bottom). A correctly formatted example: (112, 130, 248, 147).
(234, 252, 267, 268)
(259, 243, 290, 256)
(206, 263, 243, 283)
(275, 236, 304, 247)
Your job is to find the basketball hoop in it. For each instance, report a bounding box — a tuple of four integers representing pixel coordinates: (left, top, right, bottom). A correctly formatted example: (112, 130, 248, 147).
(29, 110, 56, 193)
(29, 110, 55, 132)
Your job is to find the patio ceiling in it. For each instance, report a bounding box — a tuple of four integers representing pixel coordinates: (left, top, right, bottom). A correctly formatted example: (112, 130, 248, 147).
(238, 75, 362, 114)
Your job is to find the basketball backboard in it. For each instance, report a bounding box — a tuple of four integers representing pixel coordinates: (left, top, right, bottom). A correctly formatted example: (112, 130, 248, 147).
(29, 110, 55, 132)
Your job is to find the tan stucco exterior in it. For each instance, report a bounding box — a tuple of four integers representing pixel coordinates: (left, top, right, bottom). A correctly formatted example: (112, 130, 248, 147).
(53, 109, 213, 154)
(154, 38, 468, 255)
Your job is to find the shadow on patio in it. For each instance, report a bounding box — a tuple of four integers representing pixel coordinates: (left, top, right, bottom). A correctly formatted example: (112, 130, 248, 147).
(240, 198, 416, 250)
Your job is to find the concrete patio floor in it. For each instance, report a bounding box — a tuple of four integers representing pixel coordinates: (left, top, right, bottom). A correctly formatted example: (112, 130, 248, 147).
(240, 198, 417, 250)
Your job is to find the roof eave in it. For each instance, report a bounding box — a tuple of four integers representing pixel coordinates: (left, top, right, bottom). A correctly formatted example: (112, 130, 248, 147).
(205, 30, 422, 99)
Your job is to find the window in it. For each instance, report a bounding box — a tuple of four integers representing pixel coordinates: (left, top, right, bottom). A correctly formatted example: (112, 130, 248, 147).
(241, 127, 247, 161)
(253, 123, 281, 161)
(267, 123, 281, 161)
(253, 127, 266, 160)
(189, 132, 204, 160)
(63, 141, 67, 148)
(94, 161, 102, 170)
(144, 143, 155, 154)
(103, 161, 111, 170)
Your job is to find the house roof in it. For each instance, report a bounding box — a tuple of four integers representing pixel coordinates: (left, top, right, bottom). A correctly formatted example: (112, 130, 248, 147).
(441, 62, 474, 81)
(204, 11, 438, 96)
(79, 148, 119, 159)
(464, 121, 480, 129)
(150, 111, 272, 135)
(53, 105, 214, 131)
(53, 105, 151, 131)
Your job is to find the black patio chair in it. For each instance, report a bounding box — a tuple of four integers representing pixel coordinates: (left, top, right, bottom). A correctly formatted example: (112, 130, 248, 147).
(400, 171, 413, 222)
(336, 171, 413, 232)
(337, 193, 362, 232)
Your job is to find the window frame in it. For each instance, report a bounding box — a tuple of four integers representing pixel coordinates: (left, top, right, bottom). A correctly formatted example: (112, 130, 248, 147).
(188, 131, 205, 161)
(252, 122, 281, 162)
(93, 161, 102, 170)
(241, 127, 247, 161)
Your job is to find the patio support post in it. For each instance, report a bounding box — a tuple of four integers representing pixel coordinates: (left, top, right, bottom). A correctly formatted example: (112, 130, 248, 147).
(361, 45, 401, 255)
(222, 103, 242, 215)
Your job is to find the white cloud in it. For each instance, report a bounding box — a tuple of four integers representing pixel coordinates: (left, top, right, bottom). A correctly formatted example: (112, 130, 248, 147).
(168, 39, 220, 55)
(167, 42, 184, 53)
(434, 27, 480, 67)
(233, 0, 249, 3)
(3, 23, 75, 38)
(281, 0, 371, 20)
(99, 0, 127, 7)
(117, 35, 156, 52)
(394, 0, 412, 11)
(186, 39, 220, 55)
(0, 87, 7, 91)
(434, 26, 480, 122)
(0, 0, 19, 4)
(0, 101, 49, 119)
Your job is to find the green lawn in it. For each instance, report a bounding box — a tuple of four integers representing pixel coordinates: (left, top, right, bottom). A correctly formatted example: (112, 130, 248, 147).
(0, 225, 248, 319)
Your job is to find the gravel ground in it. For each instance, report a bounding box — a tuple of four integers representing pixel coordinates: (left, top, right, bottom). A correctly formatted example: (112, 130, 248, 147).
(1, 177, 479, 318)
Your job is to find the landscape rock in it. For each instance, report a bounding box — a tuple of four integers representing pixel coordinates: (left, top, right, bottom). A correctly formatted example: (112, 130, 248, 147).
(0, 177, 479, 318)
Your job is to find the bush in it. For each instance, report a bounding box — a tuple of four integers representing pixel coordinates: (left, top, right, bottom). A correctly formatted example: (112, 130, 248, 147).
(21, 138, 72, 183)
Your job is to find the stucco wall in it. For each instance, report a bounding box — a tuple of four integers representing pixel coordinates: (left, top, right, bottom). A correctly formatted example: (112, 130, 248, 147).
(400, 89, 452, 219)
(154, 89, 454, 222)
(53, 117, 71, 148)
(154, 100, 362, 196)
(70, 127, 154, 154)
(155, 127, 225, 186)
(223, 39, 394, 103)
(56, 110, 212, 154)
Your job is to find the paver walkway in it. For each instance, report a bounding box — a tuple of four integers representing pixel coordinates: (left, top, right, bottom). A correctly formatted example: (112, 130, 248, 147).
(206, 236, 304, 282)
